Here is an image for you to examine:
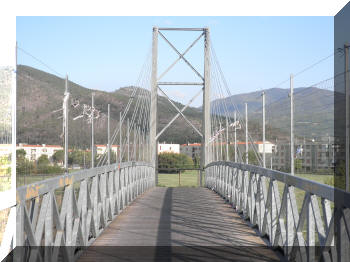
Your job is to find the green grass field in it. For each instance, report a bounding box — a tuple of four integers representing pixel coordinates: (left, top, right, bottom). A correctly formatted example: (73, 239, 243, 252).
(158, 170, 201, 187)
(279, 173, 333, 212)
(158, 171, 333, 213)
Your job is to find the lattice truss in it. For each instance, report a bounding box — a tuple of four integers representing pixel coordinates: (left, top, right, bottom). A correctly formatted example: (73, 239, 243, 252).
(154, 28, 206, 140)
(0, 163, 154, 261)
(206, 162, 350, 262)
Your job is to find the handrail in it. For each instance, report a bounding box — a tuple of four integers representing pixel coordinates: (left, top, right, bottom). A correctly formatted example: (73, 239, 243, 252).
(205, 161, 350, 261)
(0, 161, 155, 262)
(206, 161, 350, 207)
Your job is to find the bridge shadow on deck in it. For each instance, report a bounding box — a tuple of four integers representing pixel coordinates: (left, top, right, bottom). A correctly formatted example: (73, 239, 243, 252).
(78, 187, 283, 261)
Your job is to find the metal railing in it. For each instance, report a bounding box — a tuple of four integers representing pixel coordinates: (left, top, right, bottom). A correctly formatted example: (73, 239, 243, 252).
(0, 161, 155, 261)
(205, 161, 350, 262)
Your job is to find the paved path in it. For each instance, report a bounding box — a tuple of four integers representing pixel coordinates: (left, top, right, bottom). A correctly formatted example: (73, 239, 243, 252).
(78, 187, 282, 261)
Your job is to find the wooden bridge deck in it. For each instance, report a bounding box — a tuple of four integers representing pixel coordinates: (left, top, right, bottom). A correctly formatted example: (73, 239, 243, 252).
(78, 187, 282, 261)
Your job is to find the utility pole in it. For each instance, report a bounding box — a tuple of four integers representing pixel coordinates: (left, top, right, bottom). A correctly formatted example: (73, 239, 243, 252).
(226, 116, 229, 161)
(64, 75, 69, 172)
(119, 112, 122, 164)
(234, 111, 237, 163)
(138, 127, 141, 160)
(91, 93, 95, 168)
(134, 125, 137, 161)
(262, 91, 266, 168)
(127, 118, 130, 162)
(290, 74, 294, 175)
(219, 122, 223, 160)
(107, 104, 111, 165)
(245, 103, 248, 164)
(142, 130, 145, 161)
(271, 156, 273, 169)
(345, 43, 349, 191)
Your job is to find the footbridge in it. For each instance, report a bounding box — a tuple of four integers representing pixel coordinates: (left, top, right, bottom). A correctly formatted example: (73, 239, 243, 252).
(1, 27, 350, 262)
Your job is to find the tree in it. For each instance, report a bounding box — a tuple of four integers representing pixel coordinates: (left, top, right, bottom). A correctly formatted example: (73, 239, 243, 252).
(37, 154, 50, 166)
(37, 154, 50, 174)
(158, 153, 194, 173)
(242, 150, 259, 165)
(193, 155, 200, 168)
(52, 150, 64, 164)
(16, 149, 26, 160)
(16, 150, 35, 175)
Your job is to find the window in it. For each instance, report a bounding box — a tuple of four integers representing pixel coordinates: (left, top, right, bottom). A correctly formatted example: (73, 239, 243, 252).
(42, 149, 47, 153)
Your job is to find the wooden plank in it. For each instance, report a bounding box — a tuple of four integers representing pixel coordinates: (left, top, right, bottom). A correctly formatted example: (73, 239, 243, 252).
(78, 187, 281, 262)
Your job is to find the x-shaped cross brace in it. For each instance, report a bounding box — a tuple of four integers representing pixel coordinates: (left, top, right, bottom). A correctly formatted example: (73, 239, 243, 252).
(155, 30, 205, 140)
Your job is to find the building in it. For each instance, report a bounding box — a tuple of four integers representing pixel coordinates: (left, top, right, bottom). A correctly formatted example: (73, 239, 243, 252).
(17, 144, 63, 161)
(95, 144, 119, 156)
(180, 141, 276, 163)
(272, 140, 334, 173)
(180, 143, 201, 160)
(158, 143, 180, 154)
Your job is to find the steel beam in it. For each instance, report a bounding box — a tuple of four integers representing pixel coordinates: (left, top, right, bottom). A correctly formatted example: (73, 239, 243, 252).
(150, 27, 159, 185)
(158, 28, 205, 31)
(201, 28, 211, 186)
(158, 32, 204, 81)
(158, 31, 204, 81)
(157, 82, 203, 86)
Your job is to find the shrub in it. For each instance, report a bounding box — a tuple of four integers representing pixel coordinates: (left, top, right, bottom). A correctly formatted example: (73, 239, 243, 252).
(158, 153, 194, 173)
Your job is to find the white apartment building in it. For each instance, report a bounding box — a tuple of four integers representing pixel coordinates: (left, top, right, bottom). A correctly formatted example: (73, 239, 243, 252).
(95, 144, 119, 156)
(17, 144, 63, 161)
(158, 143, 180, 154)
(255, 141, 275, 154)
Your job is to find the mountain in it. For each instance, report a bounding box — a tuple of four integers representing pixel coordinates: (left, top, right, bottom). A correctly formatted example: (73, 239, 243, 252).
(212, 87, 334, 139)
(17, 65, 292, 147)
(17, 65, 204, 146)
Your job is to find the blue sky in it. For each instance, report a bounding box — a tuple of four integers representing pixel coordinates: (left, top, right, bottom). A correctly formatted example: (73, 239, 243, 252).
(17, 16, 333, 106)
